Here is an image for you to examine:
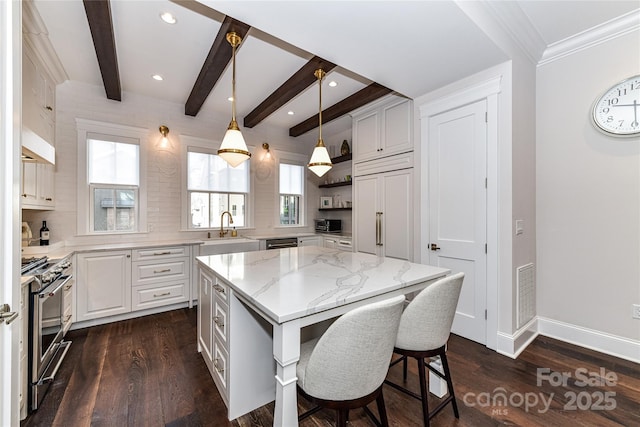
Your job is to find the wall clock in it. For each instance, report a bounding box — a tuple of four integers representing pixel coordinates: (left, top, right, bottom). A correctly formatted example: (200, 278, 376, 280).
(592, 74, 640, 137)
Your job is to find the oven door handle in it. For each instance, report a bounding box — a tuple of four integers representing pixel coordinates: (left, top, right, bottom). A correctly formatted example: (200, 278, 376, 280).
(39, 275, 72, 298)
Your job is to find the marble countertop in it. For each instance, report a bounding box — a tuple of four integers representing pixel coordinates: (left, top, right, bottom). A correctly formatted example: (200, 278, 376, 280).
(197, 246, 449, 323)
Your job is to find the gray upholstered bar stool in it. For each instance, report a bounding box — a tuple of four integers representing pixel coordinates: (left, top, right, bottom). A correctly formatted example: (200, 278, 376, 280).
(296, 295, 406, 427)
(384, 272, 465, 427)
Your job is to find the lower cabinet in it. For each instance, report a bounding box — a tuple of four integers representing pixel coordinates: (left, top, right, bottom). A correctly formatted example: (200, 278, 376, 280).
(76, 246, 190, 323)
(298, 236, 322, 246)
(323, 235, 353, 252)
(197, 266, 275, 419)
(76, 250, 132, 322)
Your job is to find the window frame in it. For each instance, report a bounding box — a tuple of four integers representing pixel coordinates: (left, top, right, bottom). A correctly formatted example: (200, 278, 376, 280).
(181, 135, 254, 231)
(76, 119, 148, 236)
(275, 153, 308, 228)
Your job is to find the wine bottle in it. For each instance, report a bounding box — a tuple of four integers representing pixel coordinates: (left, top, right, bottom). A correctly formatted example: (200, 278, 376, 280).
(40, 221, 49, 246)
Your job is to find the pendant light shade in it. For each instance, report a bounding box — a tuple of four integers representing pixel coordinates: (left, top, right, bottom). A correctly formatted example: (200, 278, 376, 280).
(218, 32, 251, 167)
(308, 68, 332, 177)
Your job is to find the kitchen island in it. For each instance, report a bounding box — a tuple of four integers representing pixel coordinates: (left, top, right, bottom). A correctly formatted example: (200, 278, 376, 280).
(196, 246, 449, 426)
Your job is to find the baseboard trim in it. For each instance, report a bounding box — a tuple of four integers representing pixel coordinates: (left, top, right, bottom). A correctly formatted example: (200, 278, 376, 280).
(496, 317, 539, 359)
(537, 317, 640, 364)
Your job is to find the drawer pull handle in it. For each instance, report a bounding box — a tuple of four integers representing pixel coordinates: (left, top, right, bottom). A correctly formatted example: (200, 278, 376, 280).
(213, 358, 224, 373)
(64, 284, 73, 290)
(153, 292, 171, 298)
(153, 251, 171, 256)
(153, 269, 171, 274)
(213, 316, 224, 328)
(46, 105, 53, 111)
(64, 314, 72, 322)
(213, 284, 226, 294)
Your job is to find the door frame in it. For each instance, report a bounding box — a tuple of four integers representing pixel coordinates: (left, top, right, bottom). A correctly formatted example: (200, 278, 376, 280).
(0, 0, 22, 424)
(418, 71, 506, 351)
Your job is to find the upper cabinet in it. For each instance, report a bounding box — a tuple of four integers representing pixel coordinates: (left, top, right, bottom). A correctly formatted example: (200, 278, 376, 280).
(23, 46, 56, 145)
(21, 161, 55, 210)
(351, 96, 413, 163)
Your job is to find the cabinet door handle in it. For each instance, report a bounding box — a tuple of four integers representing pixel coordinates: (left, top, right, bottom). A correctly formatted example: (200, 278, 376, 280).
(153, 268, 171, 274)
(64, 284, 73, 291)
(64, 314, 72, 322)
(213, 358, 225, 374)
(376, 212, 383, 246)
(153, 292, 171, 298)
(213, 316, 224, 328)
(45, 105, 53, 111)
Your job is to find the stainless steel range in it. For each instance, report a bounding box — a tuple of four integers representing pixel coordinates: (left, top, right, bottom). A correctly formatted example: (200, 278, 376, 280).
(22, 254, 73, 411)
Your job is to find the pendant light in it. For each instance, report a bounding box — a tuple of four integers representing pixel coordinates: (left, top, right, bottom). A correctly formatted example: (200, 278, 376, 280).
(218, 31, 251, 167)
(307, 68, 332, 177)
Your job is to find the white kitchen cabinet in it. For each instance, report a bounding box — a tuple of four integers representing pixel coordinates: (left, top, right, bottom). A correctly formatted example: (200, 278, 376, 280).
(354, 166, 413, 261)
(197, 263, 275, 420)
(62, 271, 74, 335)
(21, 161, 55, 210)
(323, 235, 353, 252)
(19, 280, 30, 420)
(298, 236, 322, 247)
(23, 46, 55, 145)
(352, 95, 412, 163)
(76, 250, 132, 321)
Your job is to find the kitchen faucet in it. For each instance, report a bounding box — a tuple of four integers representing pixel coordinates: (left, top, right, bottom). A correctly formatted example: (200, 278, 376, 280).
(220, 211, 234, 237)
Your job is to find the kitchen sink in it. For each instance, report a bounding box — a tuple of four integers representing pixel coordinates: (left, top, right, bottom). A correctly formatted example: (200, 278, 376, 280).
(199, 237, 259, 256)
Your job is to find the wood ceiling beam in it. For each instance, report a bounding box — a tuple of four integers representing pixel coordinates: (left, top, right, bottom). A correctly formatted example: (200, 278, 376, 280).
(185, 16, 250, 117)
(289, 83, 393, 137)
(243, 56, 336, 128)
(83, 0, 121, 101)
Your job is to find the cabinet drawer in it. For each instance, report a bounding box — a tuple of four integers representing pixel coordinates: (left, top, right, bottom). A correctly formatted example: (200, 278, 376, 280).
(337, 239, 353, 252)
(213, 278, 229, 303)
(132, 281, 188, 310)
(133, 259, 188, 284)
(213, 299, 228, 346)
(62, 304, 72, 335)
(213, 338, 229, 395)
(132, 246, 188, 261)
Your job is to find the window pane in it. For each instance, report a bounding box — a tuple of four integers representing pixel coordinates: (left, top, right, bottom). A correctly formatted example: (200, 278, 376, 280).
(188, 151, 248, 192)
(88, 139, 139, 185)
(280, 164, 303, 195)
(189, 192, 245, 228)
(93, 187, 136, 232)
(280, 195, 299, 225)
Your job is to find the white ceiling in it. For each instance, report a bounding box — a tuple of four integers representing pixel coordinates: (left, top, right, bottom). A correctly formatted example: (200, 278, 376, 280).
(32, 0, 640, 136)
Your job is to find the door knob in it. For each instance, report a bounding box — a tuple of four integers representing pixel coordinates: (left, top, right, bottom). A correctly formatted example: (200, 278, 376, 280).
(430, 243, 441, 251)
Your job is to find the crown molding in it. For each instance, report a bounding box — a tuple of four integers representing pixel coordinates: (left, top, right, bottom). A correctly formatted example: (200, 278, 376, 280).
(22, 0, 68, 84)
(538, 9, 640, 67)
(482, 0, 547, 65)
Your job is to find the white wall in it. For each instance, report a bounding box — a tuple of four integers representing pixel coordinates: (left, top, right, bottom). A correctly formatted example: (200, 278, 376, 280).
(23, 80, 330, 245)
(536, 30, 640, 342)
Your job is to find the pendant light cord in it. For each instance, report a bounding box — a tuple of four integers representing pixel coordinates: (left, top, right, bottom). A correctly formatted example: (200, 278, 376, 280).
(231, 38, 237, 122)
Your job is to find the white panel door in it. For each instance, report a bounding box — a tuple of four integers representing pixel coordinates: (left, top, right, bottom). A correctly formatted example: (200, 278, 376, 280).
(354, 175, 381, 255)
(428, 99, 487, 344)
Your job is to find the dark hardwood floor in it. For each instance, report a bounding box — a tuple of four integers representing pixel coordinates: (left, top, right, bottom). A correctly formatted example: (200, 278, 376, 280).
(22, 308, 639, 427)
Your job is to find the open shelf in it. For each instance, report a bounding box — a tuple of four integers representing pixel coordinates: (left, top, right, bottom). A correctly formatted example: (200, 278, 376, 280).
(331, 153, 352, 164)
(319, 181, 352, 188)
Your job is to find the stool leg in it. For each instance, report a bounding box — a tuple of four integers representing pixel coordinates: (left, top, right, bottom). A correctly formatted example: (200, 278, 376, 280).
(376, 389, 390, 427)
(416, 356, 430, 427)
(403, 355, 408, 381)
(336, 408, 349, 427)
(440, 352, 459, 418)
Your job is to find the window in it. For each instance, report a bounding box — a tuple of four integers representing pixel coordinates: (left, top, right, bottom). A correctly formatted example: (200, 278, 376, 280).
(187, 148, 250, 229)
(279, 162, 304, 225)
(76, 119, 147, 235)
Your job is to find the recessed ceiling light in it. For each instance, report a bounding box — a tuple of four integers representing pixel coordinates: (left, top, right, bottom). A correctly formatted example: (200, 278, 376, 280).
(152, 74, 163, 81)
(160, 12, 177, 24)
(328, 81, 338, 87)
(288, 111, 294, 115)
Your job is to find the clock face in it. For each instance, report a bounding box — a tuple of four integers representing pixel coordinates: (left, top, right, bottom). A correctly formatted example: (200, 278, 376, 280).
(592, 75, 640, 137)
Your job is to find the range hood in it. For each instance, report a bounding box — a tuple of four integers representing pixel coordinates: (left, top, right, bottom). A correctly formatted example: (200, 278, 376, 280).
(22, 127, 55, 165)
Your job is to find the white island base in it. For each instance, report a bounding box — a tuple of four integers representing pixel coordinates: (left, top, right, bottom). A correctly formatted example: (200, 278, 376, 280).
(197, 246, 449, 426)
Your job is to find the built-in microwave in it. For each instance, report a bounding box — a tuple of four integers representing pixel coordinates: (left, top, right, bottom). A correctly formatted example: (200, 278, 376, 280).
(315, 219, 342, 233)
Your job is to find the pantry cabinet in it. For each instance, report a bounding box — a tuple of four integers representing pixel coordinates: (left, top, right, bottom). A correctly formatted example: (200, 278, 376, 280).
(351, 96, 412, 163)
(23, 46, 55, 144)
(354, 156, 413, 261)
